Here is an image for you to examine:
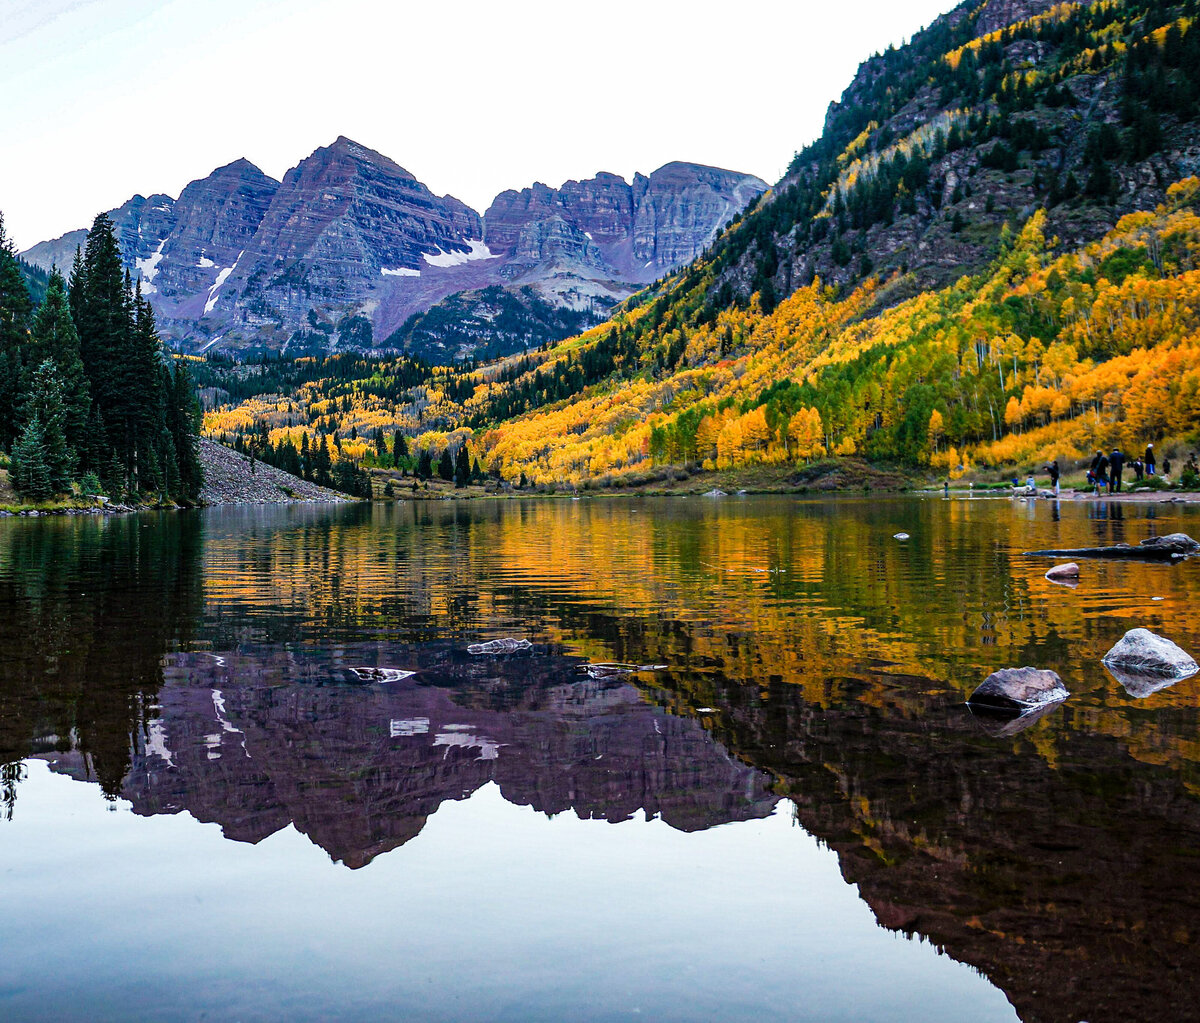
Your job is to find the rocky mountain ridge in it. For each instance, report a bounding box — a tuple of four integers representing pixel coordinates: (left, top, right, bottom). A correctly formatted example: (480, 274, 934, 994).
(695, 0, 1200, 311)
(23, 140, 765, 362)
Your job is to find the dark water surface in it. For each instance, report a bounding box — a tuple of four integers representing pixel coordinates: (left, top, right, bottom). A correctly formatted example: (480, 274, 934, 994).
(2, 496, 1199, 1022)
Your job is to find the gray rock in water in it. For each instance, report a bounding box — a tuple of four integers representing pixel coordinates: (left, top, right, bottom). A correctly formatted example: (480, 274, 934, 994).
(1139, 533, 1200, 554)
(1101, 628, 1198, 697)
(893, 532, 910, 541)
(703, 489, 728, 497)
(968, 667, 1070, 710)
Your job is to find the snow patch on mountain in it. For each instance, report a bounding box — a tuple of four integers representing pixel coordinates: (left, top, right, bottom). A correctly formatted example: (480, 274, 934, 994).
(422, 239, 497, 268)
(135, 239, 167, 294)
(204, 251, 243, 315)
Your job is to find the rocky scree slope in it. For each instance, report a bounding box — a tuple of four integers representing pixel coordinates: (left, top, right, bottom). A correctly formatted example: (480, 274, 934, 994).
(198, 438, 349, 505)
(24, 139, 764, 363)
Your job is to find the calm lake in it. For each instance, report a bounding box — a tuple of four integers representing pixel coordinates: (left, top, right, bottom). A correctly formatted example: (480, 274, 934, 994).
(2, 495, 1199, 1023)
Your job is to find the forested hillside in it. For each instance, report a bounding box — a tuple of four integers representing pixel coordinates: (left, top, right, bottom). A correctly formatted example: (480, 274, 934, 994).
(204, 0, 1200, 487)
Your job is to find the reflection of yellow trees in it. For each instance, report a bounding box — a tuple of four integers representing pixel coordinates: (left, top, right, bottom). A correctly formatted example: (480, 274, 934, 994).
(194, 502, 1200, 789)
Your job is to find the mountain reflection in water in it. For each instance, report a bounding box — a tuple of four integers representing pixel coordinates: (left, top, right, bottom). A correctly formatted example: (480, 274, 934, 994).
(42, 647, 777, 868)
(2, 497, 1200, 1023)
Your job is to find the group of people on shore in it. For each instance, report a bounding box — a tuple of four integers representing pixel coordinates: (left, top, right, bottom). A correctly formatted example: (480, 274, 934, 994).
(1085, 444, 1167, 494)
(1016, 444, 1181, 497)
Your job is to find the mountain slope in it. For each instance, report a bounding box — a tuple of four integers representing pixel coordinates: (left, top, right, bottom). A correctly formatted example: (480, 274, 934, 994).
(448, 0, 1200, 483)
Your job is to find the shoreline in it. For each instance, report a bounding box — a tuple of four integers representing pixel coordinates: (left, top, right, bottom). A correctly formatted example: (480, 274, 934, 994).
(939, 487, 1200, 505)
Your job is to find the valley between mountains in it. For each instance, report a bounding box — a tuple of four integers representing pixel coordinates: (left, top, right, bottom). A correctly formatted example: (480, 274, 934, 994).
(10, 0, 1200, 500)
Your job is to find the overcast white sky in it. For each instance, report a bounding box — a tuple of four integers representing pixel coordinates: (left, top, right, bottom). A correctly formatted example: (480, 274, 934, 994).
(0, 0, 955, 250)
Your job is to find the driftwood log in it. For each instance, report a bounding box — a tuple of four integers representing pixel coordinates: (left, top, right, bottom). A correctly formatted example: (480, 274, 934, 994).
(1024, 532, 1199, 562)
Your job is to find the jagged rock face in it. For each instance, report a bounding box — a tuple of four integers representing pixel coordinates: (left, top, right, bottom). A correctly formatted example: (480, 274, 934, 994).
(22, 140, 765, 360)
(227, 136, 482, 332)
(632, 162, 765, 271)
(975, 0, 1064, 36)
(147, 159, 279, 310)
(486, 162, 767, 282)
(21, 191, 176, 274)
(485, 171, 636, 255)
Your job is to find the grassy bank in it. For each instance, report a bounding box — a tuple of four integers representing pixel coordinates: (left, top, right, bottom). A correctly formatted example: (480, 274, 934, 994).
(367, 459, 921, 501)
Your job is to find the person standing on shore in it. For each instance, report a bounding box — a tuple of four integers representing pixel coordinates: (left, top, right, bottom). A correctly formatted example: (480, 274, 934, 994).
(1145, 443, 1156, 476)
(1109, 447, 1126, 493)
(1045, 460, 1061, 496)
(1092, 450, 1109, 495)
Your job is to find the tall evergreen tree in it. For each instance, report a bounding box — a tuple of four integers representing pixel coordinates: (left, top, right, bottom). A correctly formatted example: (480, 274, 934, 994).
(10, 415, 51, 501)
(28, 270, 90, 458)
(0, 214, 33, 452)
(313, 435, 333, 487)
(20, 360, 75, 491)
(76, 214, 134, 478)
(454, 445, 470, 487)
(167, 361, 204, 501)
(130, 284, 167, 489)
(437, 446, 454, 481)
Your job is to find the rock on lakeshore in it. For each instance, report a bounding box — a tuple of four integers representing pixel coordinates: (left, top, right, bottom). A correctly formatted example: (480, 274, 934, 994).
(967, 667, 1070, 711)
(198, 439, 350, 506)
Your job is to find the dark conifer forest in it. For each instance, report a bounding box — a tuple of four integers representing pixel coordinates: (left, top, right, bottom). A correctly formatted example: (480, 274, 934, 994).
(0, 213, 203, 503)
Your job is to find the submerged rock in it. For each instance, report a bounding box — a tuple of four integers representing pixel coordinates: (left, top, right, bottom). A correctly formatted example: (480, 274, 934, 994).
(1101, 628, 1198, 699)
(467, 638, 533, 655)
(967, 667, 1069, 711)
(968, 698, 1066, 738)
(347, 667, 417, 683)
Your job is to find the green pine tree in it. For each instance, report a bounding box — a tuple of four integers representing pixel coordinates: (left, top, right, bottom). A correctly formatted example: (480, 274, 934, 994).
(314, 435, 332, 487)
(454, 445, 470, 487)
(29, 270, 90, 459)
(21, 360, 76, 491)
(0, 214, 33, 452)
(11, 415, 52, 501)
(167, 361, 204, 501)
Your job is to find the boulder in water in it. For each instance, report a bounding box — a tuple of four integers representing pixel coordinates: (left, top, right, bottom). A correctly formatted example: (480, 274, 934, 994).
(967, 667, 1069, 711)
(703, 488, 728, 497)
(1045, 562, 1080, 584)
(1101, 629, 1198, 698)
(893, 532, 910, 541)
(1139, 533, 1200, 554)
